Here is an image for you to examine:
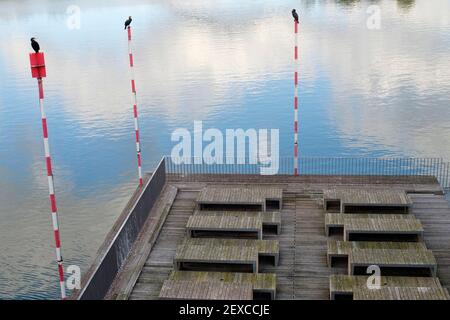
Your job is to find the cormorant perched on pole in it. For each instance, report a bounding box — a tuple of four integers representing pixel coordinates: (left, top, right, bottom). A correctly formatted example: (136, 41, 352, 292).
(124, 16, 132, 29)
(30, 38, 40, 53)
(292, 9, 299, 23)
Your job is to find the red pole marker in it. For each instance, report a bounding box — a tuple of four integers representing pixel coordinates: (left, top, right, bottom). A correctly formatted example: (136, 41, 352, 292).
(127, 26, 143, 186)
(293, 20, 299, 176)
(29, 52, 66, 299)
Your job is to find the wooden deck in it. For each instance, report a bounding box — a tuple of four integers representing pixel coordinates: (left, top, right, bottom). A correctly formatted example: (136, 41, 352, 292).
(326, 240, 437, 277)
(186, 214, 263, 239)
(187, 210, 281, 237)
(159, 280, 253, 300)
(101, 175, 450, 300)
(349, 249, 437, 276)
(327, 240, 429, 266)
(197, 186, 283, 211)
(344, 218, 423, 241)
(165, 271, 277, 299)
(324, 188, 412, 213)
(353, 286, 450, 300)
(325, 214, 423, 241)
(325, 213, 423, 236)
(174, 238, 279, 273)
(329, 274, 449, 300)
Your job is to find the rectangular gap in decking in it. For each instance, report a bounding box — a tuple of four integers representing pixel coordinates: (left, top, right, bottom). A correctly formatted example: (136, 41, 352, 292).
(330, 257, 348, 268)
(199, 203, 262, 211)
(262, 225, 279, 235)
(333, 292, 354, 300)
(266, 200, 281, 211)
(258, 255, 277, 267)
(190, 230, 259, 239)
(344, 205, 408, 214)
(328, 226, 344, 236)
(348, 233, 420, 242)
(326, 200, 341, 212)
(178, 262, 254, 273)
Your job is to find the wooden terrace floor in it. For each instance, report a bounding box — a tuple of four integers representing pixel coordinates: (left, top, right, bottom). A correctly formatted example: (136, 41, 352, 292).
(105, 175, 450, 300)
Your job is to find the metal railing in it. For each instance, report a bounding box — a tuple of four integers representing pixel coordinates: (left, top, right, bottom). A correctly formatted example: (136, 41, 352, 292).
(164, 156, 450, 189)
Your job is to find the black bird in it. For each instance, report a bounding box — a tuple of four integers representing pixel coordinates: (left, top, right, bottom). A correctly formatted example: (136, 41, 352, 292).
(124, 16, 132, 30)
(31, 37, 40, 53)
(292, 9, 299, 23)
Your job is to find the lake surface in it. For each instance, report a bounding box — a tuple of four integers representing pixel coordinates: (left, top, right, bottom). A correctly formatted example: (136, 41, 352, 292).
(0, 0, 449, 299)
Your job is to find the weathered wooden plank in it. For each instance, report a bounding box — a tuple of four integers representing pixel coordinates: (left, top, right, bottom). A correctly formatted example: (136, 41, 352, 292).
(328, 240, 427, 256)
(159, 280, 253, 300)
(329, 274, 444, 299)
(353, 286, 449, 300)
(323, 188, 412, 213)
(164, 271, 277, 299)
(327, 240, 432, 268)
(325, 213, 423, 239)
(349, 249, 437, 275)
(174, 238, 279, 272)
(326, 213, 416, 227)
(324, 189, 411, 206)
(191, 210, 281, 234)
(186, 214, 263, 239)
(197, 186, 282, 211)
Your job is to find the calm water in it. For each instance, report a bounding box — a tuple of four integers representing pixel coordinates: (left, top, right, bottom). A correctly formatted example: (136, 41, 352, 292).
(0, 0, 449, 299)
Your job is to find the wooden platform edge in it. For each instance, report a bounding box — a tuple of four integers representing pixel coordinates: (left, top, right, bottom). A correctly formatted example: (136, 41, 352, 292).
(69, 172, 152, 300)
(107, 185, 178, 300)
(72, 157, 167, 300)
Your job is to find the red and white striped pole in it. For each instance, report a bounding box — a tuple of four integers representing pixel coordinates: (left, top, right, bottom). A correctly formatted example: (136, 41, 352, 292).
(127, 26, 143, 186)
(29, 52, 66, 299)
(293, 19, 299, 176)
